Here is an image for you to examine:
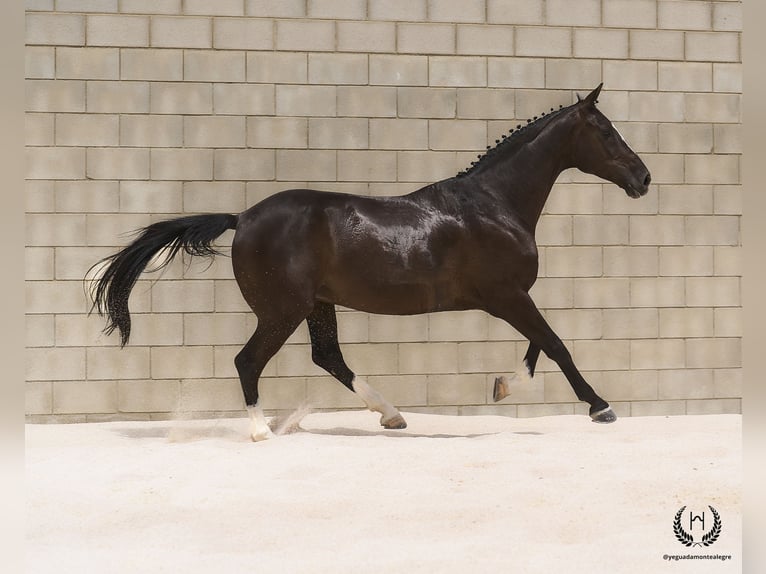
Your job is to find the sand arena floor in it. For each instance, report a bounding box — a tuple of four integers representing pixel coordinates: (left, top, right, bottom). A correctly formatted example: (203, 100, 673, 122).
(26, 411, 741, 573)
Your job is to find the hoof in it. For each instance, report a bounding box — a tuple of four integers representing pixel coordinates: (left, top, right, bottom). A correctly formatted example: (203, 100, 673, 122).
(251, 430, 275, 442)
(590, 407, 617, 424)
(381, 413, 407, 430)
(493, 376, 510, 402)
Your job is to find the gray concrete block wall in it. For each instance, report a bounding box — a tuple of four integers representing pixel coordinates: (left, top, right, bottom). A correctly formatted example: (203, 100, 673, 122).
(25, 0, 742, 422)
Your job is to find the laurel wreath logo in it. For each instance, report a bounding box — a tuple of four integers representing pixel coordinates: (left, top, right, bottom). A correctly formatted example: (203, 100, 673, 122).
(673, 505, 722, 547)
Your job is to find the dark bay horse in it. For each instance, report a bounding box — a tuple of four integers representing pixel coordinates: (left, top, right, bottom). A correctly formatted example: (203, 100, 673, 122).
(90, 84, 651, 441)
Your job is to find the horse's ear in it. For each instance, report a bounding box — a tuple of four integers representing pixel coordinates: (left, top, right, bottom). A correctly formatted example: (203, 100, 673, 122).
(582, 83, 603, 106)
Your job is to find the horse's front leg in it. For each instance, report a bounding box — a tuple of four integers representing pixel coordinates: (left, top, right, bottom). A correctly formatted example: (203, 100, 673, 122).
(489, 290, 616, 423)
(493, 342, 540, 402)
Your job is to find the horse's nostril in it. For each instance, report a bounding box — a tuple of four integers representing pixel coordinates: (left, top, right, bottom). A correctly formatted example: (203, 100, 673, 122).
(643, 172, 652, 187)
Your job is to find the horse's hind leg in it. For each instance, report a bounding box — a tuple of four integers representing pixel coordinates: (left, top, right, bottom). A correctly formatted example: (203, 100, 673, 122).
(491, 291, 616, 423)
(306, 302, 407, 430)
(235, 315, 305, 441)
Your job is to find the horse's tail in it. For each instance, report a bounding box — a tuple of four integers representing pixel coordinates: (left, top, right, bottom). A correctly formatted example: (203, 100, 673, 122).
(88, 213, 239, 347)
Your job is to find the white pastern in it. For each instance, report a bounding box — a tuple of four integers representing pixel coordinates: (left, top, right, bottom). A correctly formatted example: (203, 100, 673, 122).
(247, 402, 275, 442)
(352, 377, 401, 423)
(515, 358, 534, 384)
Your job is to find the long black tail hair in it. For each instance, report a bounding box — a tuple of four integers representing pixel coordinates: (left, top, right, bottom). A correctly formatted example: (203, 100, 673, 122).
(88, 213, 239, 346)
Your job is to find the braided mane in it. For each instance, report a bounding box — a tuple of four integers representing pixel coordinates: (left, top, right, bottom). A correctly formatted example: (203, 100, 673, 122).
(456, 102, 572, 178)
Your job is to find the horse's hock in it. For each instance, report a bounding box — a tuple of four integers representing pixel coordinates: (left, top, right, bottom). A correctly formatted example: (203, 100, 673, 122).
(25, 2, 742, 425)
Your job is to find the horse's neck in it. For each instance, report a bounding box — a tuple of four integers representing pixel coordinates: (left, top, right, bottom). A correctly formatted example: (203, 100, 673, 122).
(478, 121, 574, 231)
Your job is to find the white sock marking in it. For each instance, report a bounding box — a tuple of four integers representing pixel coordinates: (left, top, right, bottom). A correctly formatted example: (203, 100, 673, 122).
(515, 358, 534, 384)
(351, 376, 400, 421)
(247, 402, 274, 442)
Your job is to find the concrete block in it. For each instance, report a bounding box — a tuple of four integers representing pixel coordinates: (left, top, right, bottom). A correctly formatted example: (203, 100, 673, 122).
(659, 308, 714, 339)
(26, 46, 55, 79)
(245, 0, 305, 18)
(181, 379, 244, 411)
(685, 155, 739, 185)
(247, 117, 307, 149)
(151, 148, 213, 180)
(429, 120, 486, 151)
(338, 21, 396, 53)
(26, 280, 90, 314)
(25, 113, 54, 146)
(85, 213, 151, 247)
(369, 55, 428, 86)
(685, 277, 740, 308)
(630, 277, 685, 308)
(121, 48, 183, 81)
(603, 0, 656, 28)
(515, 89, 572, 121)
(121, 0, 181, 14)
(184, 50, 245, 82)
(457, 25, 513, 56)
(276, 20, 334, 52)
(55, 47, 118, 80)
(457, 341, 515, 373)
(602, 309, 658, 339)
(659, 369, 714, 401)
(427, 374, 486, 406)
(151, 346, 213, 379)
(118, 380, 180, 413)
(546, 309, 602, 340)
(213, 279, 251, 314)
(55, 246, 113, 280)
(86, 148, 149, 180)
(369, 0, 426, 21)
(630, 339, 685, 370)
(88, 347, 151, 380)
(714, 63, 742, 93)
(488, 57, 544, 88)
(247, 52, 307, 84)
(369, 119, 428, 150)
(597, 370, 659, 402)
(427, 0, 484, 22)
(309, 53, 368, 85)
(26, 0, 54, 11)
(276, 150, 335, 181)
(629, 92, 684, 122)
(307, 0, 365, 19)
(603, 60, 657, 91)
(429, 310, 488, 342)
(658, 185, 711, 215)
(150, 16, 211, 48)
(213, 84, 274, 116)
(183, 313, 248, 346)
(630, 215, 685, 245)
(26, 147, 85, 180)
(368, 315, 428, 343)
(26, 382, 52, 416)
(338, 343, 400, 376)
(87, 80, 149, 113)
(573, 28, 628, 59)
(26, 13, 85, 46)
(397, 87, 455, 118)
(87, 14, 149, 47)
(641, 154, 684, 185)
(713, 185, 742, 215)
(630, 30, 684, 60)
(714, 307, 741, 338)
(572, 278, 630, 309)
(337, 151, 397, 182)
(544, 247, 602, 277)
(573, 215, 628, 245)
(714, 2, 742, 31)
(150, 82, 211, 114)
(573, 340, 630, 371)
(185, 0, 243, 15)
(713, 245, 742, 276)
(398, 23, 455, 55)
(658, 0, 712, 30)
(536, 215, 572, 246)
(257, 377, 308, 410)
(27, 347, 86, 381)
(659, 246, 713, 276)
(400, 342, 460, 375)
(184, 115, 246, 148)
(25, 247, 54, 281)
(214, 149, 276, 181)
(686, 93, 740, 123)
(603, 246, 659, 277)
(515, 27, 571, 57)
(397, 151, 457, 182)
(276, 85, 336, 117)
(183, 182, 246, 213)
(685, 215, 739, 246)
(546, 59, 602, 90)
(487, 0, 543, 25)
(545, 0, 600, 26)
(213, 17, 272, 50)
(529, 278, 574, 309)
(26, 180, 55, 213)
(457, 88, 514, 120)
(713, 369, 741, 399)
(55, 180, 119, 213)
(121, 114, 183, 147)
(339, 86, 397, 117)
(151, 280, 214, 313)
(120, 181, 183, 213)
(55, 113, 118, 146)
(686, 32, 740, 62)
(658, 124, 713, 154)
(714, 124, 742, 154)
(658, 62, 712, 92)
(53, 381, 118, 415)
(687, 338, 741, 369)
(57, 0, 117, 11)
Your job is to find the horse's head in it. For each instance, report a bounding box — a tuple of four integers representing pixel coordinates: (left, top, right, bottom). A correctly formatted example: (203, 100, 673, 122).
(570, 84, 651, 198)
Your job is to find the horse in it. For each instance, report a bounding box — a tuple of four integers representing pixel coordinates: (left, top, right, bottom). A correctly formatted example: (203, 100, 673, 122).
(89, 84, 651, 441)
